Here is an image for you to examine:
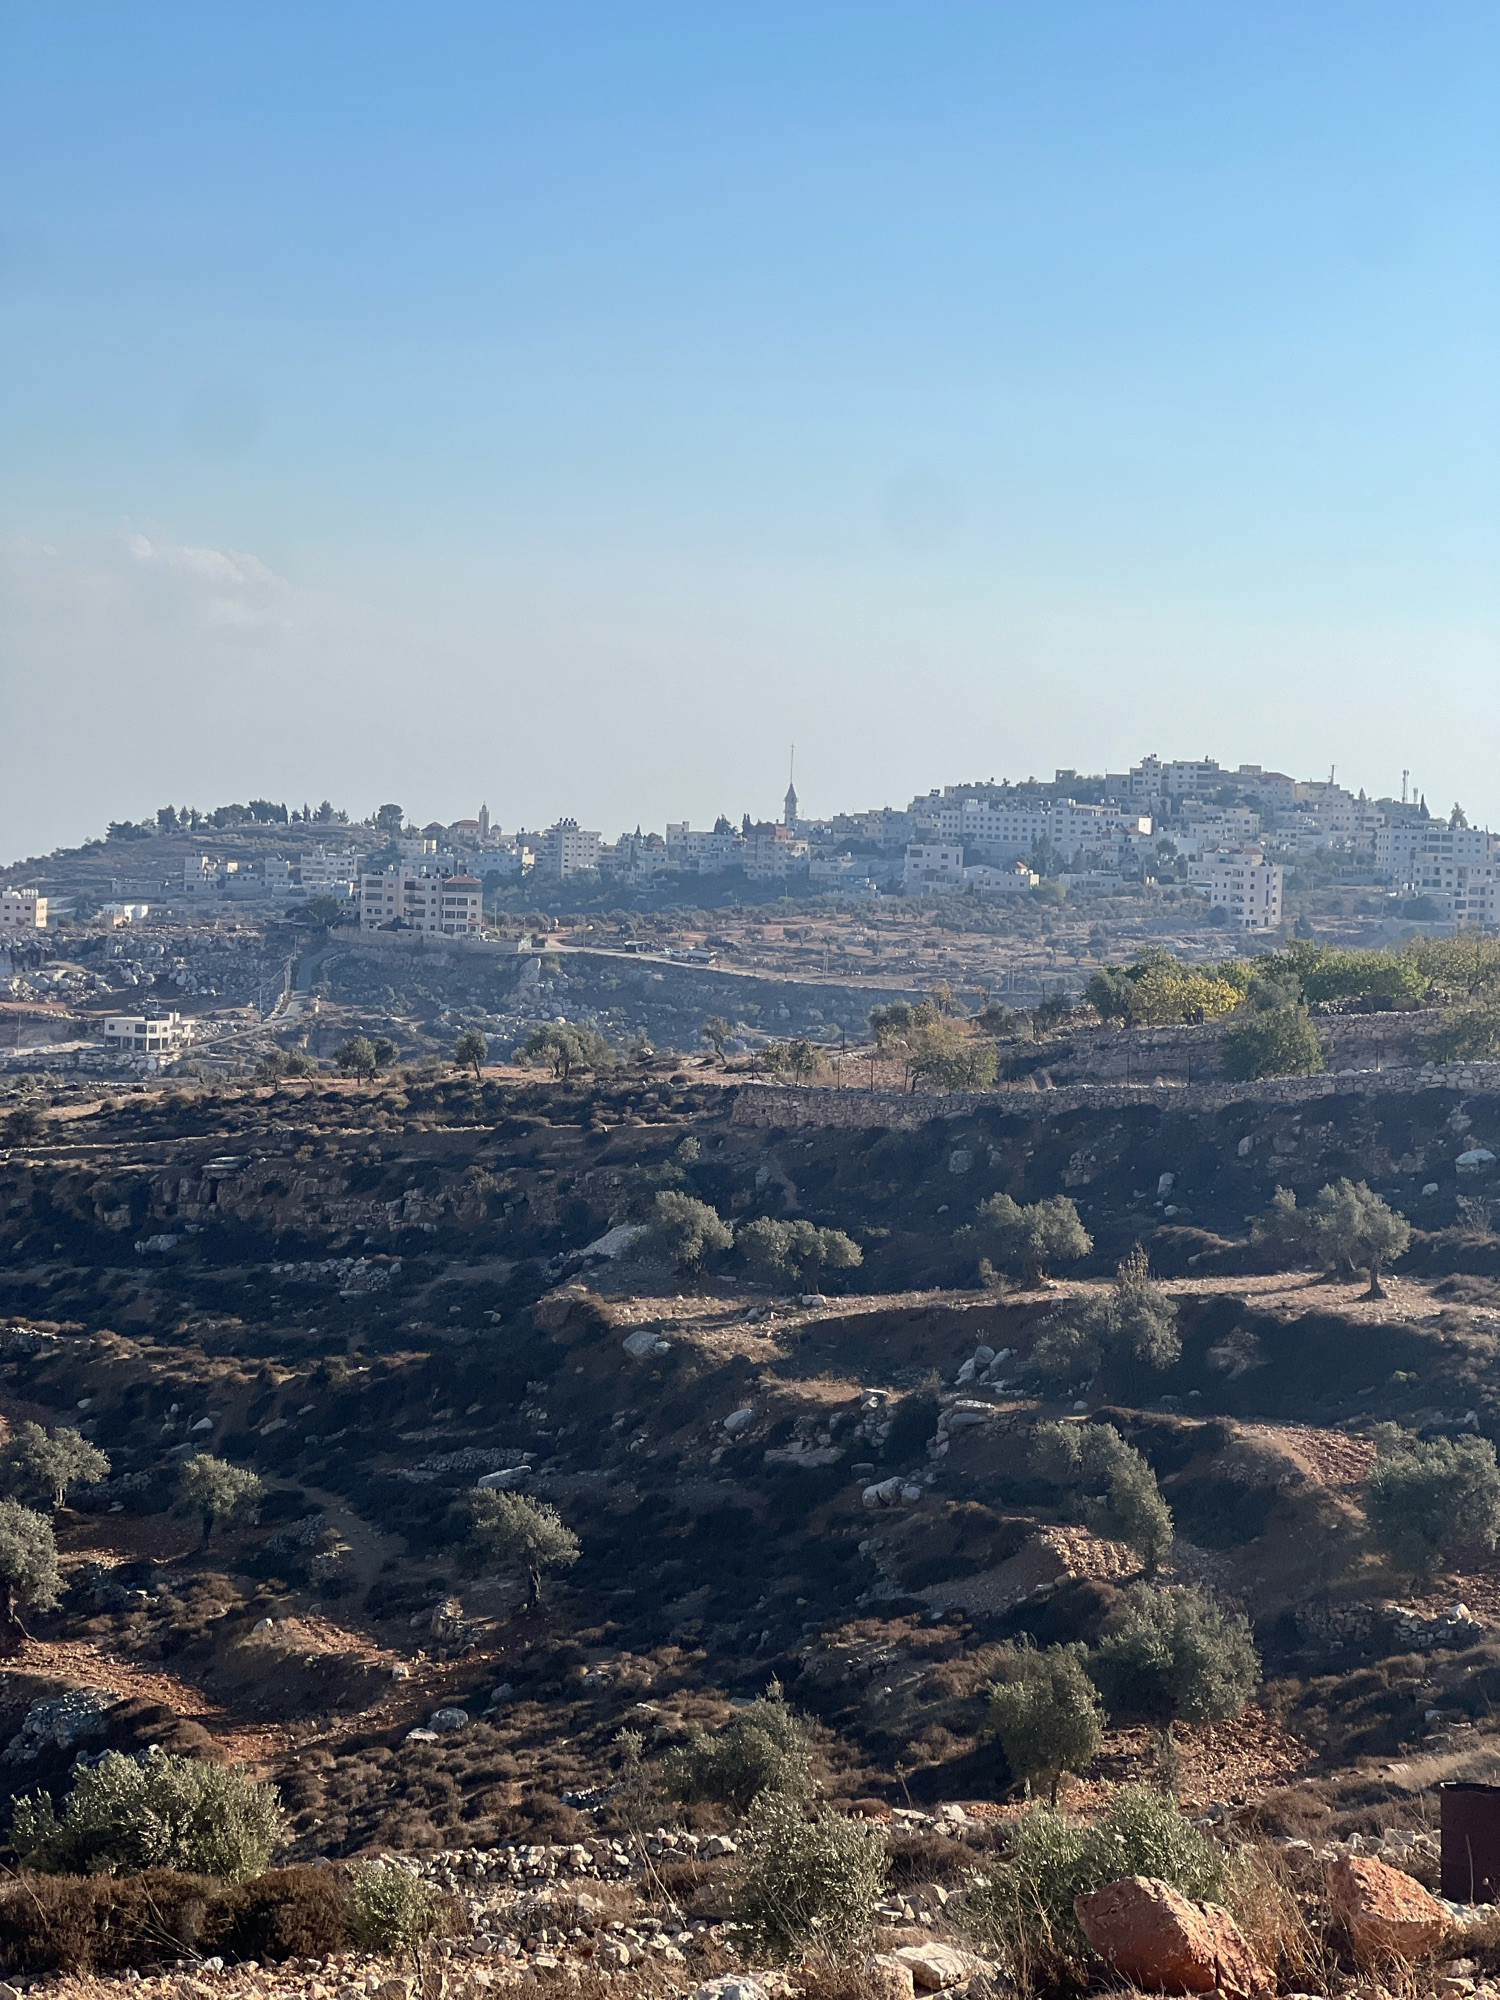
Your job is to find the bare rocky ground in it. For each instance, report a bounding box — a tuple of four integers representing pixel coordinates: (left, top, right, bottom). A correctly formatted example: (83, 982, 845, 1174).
(2, 1065, 1500, 1999)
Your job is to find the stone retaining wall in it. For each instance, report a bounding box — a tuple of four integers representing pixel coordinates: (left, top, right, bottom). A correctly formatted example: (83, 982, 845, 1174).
(731, 1061, 1500, 1132)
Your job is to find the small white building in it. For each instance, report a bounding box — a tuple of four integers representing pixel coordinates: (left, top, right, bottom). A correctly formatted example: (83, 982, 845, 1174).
(1187, 850, 1284, 931)
(0, 889, 47, 932)
(964, 863, 1038, 895)
(903, 842, 966, 889)
(103, 1012, 194, 1058)
(99, 902, 150, 926)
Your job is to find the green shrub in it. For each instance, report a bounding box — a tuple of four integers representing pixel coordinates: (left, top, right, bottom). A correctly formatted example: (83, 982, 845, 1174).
(1365, 1429, 1500, 1575)
(988, 1644, 1104, 1802)
(346, 1862, 447, 1956)
(664, 1680, 812, 1810)
(1252, 1179, 1410, 1297)
(1031, 1421, 1174, 1573)
(1090, 1583, 1259, 1725)
(178, 1454, 264, 1542)
(1220, 1006, 1325, 1082)
(1027, 1252, 1178, 1392)
(966, 1194, 1092, 1287)
(12, 1749, 284, 1881)
(961, 1787, 1222, 1985)
(736, 1787, 888, 1962)
(737, 1217, 863, 1287)
(0, 1496, 61, 1637)
(642, 1191, 733, 1271)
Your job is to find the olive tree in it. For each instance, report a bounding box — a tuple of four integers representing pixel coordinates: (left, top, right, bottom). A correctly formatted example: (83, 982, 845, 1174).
(0, 1422, 110, 1509)
(466, 1489, 580, 1608)
(988, 1643, 1104, 1802)
(453, 1028, 488, 1081)
(1365, 1428, 1500, 1576)
(642, 1190, 733, 1272)
(0, 1498, 60, 1645)
(737, 1216, 862, 1287)
(1090, 1583, 1260, 1725)
(1032, 1420, 1174, 1573)
(179, 1455, 264, 1545)
(967, 1193, 1092, 1287)
(335, 1035, 379, 1081)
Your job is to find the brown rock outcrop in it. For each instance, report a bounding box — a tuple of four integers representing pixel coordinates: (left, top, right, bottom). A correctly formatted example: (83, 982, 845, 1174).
(1074, 1875, 1268, 1996)
(1328, 1854, 1450, 1962)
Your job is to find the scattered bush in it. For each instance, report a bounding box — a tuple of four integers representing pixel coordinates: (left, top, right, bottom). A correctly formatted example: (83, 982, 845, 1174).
(962, 1787, 1222, 1987)
(12, 1749, 285, 1881)
(0, 1869, 222, 1973)
(208, 1866, 351, 1961)
(1365, 1428, 1500, 1576)
(664, 1680, 812, 1810)
(346, 1862, 447, 1956)
(641, 1190, 733, 1271)
(1031, 1421, 1174, 1573)
(1089, 1582, 1260, 1725)
(736, 1786, 888, 1962)
(518, 1023, 614, 1080)
(987, 1644, 1104, 1802)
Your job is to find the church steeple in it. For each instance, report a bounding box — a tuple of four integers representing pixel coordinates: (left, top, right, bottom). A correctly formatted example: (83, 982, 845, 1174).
(783, 745, 798, 828)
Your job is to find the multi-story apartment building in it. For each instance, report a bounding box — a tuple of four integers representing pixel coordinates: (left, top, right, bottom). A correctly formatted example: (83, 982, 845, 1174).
(357, 868, 483, 936)
(299, 849, 358, 897)
(742, 823, 807, 880)
(908, 795, 1150, 865)
(535, 820, 601, 879)
(1186, 850, 1284, 931)
(665, 822, 739, 873)
(0, 888, 47, 932)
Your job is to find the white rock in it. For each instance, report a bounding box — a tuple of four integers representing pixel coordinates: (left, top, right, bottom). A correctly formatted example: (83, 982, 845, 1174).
(428, 1707, 470, 1733)
(953, 1359, 977, 1385)
(191, 1417, 214, 1432)
(1157, 1172, 1175, 1193)
(474, 1465, 531, 1490)
(622, 1327, 665, 1359)
(723, 1407, 755, 1435)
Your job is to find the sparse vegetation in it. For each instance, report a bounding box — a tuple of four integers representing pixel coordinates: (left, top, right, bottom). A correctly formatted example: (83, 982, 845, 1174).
(641, 1189, 733, 1270)
(664, 1679, 812, 1809)
(12, 1751, 284, 1881)
(735, 1785, 888, 1962)
(1089, 1582, 1260, 1724)
(1365, 1426, 1500, 1575)
(0, 1497, 61, 1643)
(346, 1862, 447, 1957)
(1031, 1420, 1174, 1572)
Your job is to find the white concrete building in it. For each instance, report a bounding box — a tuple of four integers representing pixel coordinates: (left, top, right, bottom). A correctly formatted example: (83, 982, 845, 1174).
(535, 820, 601, 879)
(299, 849, 358, 897)
(665, 823, 739, 873)
(964, 863, 1038, 894)
(1187, 850, 1284, 931)
(103, 1012, 193, 1058)
(0, 889, 47, 932)
(903, 842, 966, 888)
(99, 903, 149, 926)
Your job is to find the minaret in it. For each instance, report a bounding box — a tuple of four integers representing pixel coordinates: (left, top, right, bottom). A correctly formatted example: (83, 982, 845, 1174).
(783, 746, 798, 829)
(478, 803, 490, 841)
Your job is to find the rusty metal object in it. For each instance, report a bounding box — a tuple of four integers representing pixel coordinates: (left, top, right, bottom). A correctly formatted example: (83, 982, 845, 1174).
(1441, 1783, 1500, 1904)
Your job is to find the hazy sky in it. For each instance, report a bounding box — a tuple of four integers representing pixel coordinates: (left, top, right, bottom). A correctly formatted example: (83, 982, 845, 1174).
(3, 3, 1498, 860)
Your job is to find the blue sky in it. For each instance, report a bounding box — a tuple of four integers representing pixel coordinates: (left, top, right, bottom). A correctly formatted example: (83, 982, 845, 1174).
(2, 2, 1497, 856)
